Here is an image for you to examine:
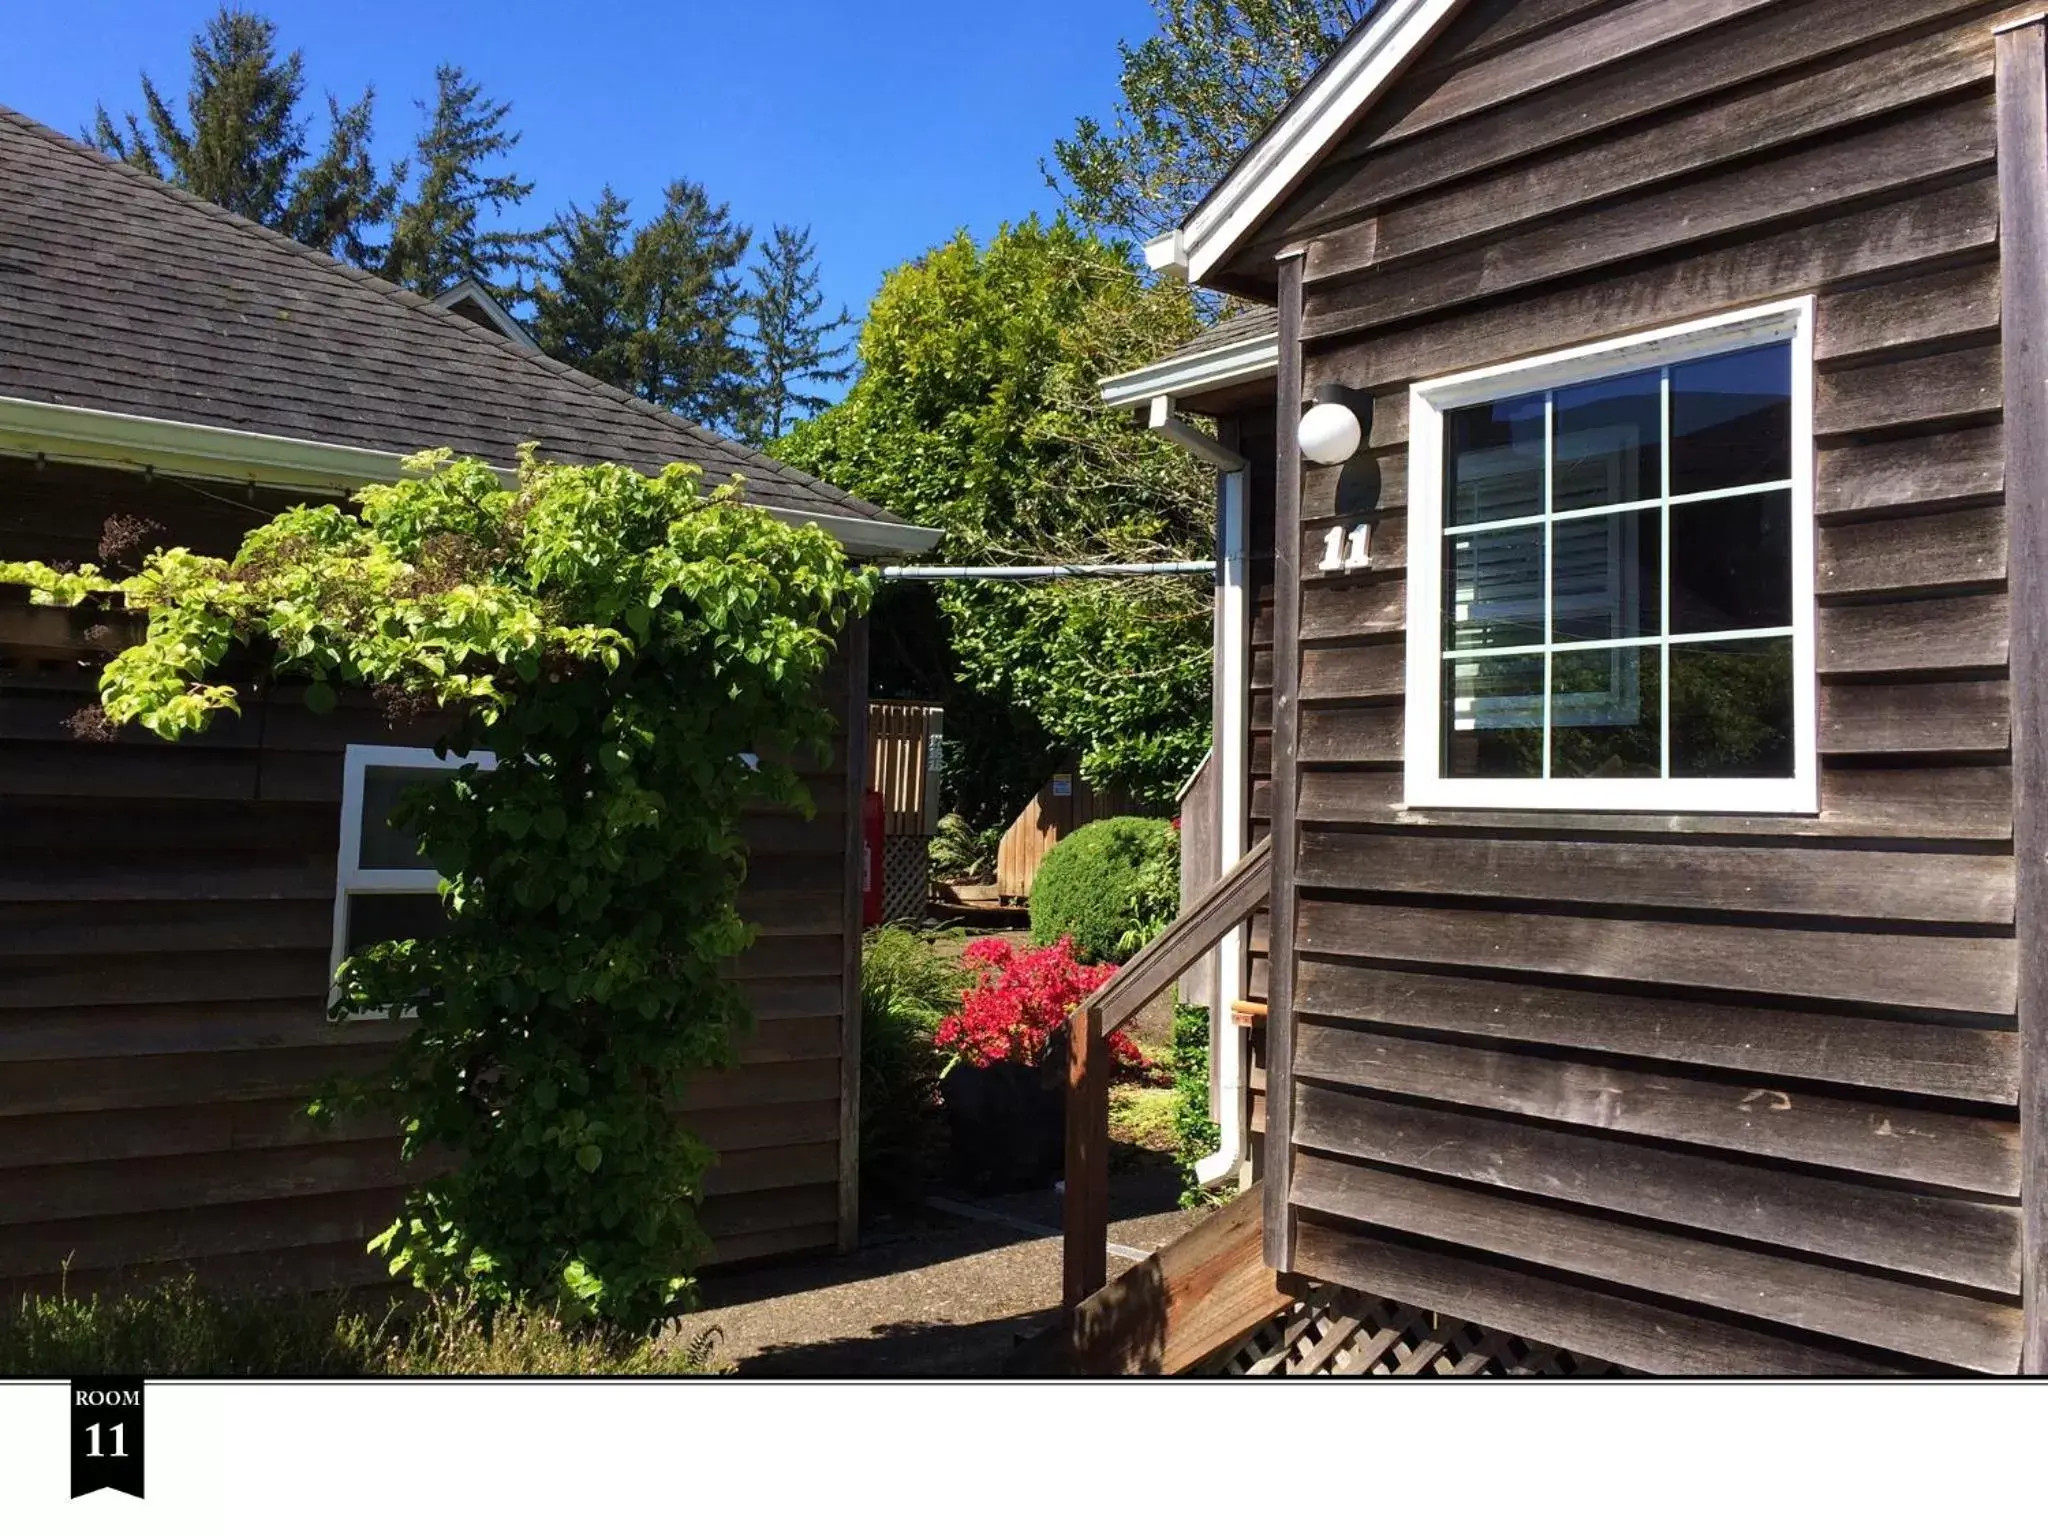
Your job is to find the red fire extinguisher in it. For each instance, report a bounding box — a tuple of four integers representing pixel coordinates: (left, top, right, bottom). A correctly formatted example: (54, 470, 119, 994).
(862, 790, 885, 927)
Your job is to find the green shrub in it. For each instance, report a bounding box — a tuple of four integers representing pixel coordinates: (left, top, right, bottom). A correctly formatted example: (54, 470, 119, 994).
(1028, 816, 1176, 963)
(0, 1275, 717, 1376)
(858, 926, 964, 1211)
(1170, 1003, 1222, 1208)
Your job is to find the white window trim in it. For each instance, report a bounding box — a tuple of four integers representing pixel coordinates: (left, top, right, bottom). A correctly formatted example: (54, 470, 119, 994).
(331, 743, 495, 1013)
(1402, 298, 1818, 815)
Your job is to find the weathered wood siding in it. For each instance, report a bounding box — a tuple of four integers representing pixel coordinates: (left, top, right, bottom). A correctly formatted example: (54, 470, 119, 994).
(0, 459, 859, 1295)
(1249, 0, 2025, 1372)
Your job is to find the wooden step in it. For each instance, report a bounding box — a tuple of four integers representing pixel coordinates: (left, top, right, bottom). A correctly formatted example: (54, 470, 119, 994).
(1009, 1183, 1289, 1375)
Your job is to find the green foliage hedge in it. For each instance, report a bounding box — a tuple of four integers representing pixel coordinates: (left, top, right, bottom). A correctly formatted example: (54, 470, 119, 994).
(1028, 816, 1176, 964)
(1170, 1003, 1221, 1209)
(0, 1276, 716, 1376)
(858, 927, 964, 1210)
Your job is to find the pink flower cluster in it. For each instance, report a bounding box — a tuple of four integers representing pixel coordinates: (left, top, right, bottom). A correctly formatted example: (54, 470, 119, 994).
(935, 935, 1148, 1073)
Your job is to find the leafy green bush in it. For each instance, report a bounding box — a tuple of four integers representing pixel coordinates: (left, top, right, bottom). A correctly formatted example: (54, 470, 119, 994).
(929, 812, 1000, 886)
(6, 452, 872, 1331)
(0, 1276, 717, 1376)
(1028, 816, 1176, 963)
(859, 927, 964, 1210)
(1170, 1003, 1222, 1208)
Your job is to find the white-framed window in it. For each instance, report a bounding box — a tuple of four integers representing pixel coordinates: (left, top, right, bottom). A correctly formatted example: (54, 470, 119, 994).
(331, 743, 495, 1008)
(1402, 298, 1817, 814)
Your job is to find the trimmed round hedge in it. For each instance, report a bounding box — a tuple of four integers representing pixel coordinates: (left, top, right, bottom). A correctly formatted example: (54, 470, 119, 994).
(1028, 815, 1175, 964)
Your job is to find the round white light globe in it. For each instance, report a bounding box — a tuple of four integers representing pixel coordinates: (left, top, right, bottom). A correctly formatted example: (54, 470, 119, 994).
(1298, 400, 1362, 465)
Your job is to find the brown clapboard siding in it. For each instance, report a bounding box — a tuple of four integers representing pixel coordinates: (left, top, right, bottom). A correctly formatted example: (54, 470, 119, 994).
(1292, 1083, 2020, 1292)
(1285, 0, 2009, 229)
(1292, 1021, 2020, 1193)
(1297, 829, 2015, 924)
(1293, 1216, 1906, 1373)
(0, 459, 865, 1287)
(1215, 0, 2027, 1369)
(1310, 16, 2005, 278)
(1291, 961, 2019, 1104)
(1287, 762, 2014, 840)
(1296, 897, 2015, 1014)
(1292, 1159, 2020, 1372)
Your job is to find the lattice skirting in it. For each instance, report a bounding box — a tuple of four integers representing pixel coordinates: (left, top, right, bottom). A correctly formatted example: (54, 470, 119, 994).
(882, 835, 929, 925)
(1193, 1283, 1627, 1377)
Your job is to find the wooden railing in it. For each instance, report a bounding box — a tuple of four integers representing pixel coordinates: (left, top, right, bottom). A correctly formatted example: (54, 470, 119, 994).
(1063, 834, 1272, 1312)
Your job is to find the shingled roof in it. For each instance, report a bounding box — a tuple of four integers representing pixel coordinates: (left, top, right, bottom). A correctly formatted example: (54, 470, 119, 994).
(0, 105, 929, 546)
(1097, 304, 1279, 409)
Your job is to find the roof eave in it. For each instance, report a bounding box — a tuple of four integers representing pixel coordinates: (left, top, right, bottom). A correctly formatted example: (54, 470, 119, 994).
(1098, 333, 1281, 410)
(1160, 0, 1466, 287)
(0, 394, 945, 556)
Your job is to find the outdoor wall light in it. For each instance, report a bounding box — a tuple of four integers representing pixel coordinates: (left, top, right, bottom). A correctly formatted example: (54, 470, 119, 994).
(1297, 385, 1369, 465)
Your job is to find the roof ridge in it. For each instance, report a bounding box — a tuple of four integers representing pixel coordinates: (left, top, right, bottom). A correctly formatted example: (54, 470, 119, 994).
(0, 104, 897, 526)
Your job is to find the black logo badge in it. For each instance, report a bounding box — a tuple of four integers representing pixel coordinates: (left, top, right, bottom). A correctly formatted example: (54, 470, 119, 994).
(70, 1377, 144, 1499)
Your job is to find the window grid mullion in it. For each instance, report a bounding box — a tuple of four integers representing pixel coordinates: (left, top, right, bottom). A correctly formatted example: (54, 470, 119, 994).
(1660, 367, 1672, 780)
(1542, 389, 1554, 780)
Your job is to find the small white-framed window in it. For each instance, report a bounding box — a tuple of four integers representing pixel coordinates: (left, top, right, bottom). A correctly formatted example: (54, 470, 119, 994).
(1403, 298, 1817, 814)
(331, 743, 495, 1009)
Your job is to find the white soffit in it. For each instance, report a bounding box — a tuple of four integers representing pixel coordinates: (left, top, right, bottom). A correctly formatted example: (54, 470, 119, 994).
(1168, 0, 1465, 285)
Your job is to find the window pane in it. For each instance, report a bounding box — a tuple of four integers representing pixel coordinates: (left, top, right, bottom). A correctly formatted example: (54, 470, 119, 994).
(359, 766, 448, 871)
(1445, 525, 1545, 651)
(1669, 637, 1794, 777)
(1446, 392, 1544, 526)
(1553, 367, 1660, 511)
(344, 892, 446, 955)
(1670, 343, 1790, 494)
(1550, 509, 1660, 642)
(1550, 645, 1661, 778)
(1442, 655, 1543, 778)
(1669, 489, 1791, 635)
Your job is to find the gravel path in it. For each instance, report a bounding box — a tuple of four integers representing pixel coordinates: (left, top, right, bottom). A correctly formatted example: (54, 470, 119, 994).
(677, 1164, 1207, 1377)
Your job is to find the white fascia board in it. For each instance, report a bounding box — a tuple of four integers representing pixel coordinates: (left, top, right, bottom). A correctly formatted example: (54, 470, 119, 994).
(1181, 0, 1463, 285)
(1144, 229, 1189, 277)
(0, 394, 944, 555)
(1098, 331, 1280, 410)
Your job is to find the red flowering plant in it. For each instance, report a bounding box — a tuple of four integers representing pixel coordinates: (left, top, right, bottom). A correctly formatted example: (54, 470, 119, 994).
(934, 936, 1151, 1078)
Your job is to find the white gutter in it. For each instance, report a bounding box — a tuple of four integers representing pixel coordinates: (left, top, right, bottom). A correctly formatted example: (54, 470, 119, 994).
(880, 560, 1213, 581)
(1132, 393, 1253, 1192)
(1099, 332, 1279, 411)
(0, 394, 944, 556)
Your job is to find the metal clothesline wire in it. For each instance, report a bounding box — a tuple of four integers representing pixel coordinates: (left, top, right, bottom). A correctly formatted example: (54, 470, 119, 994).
(877, 560, 1216, 581)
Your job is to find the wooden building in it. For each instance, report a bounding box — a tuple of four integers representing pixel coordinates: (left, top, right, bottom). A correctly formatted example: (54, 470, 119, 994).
(1070, 0, 2048, 1374)
(0, 106, 939, 1298)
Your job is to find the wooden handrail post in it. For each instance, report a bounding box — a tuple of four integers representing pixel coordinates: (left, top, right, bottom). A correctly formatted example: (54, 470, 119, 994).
(1063, 1003, 1110, 1313)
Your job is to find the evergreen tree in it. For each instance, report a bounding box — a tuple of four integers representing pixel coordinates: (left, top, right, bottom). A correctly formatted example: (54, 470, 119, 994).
(529, 181, 753, 431)
(1049, 0, 1374, 245)
(283, 89, 399, 267)
(88, 6, 308, 226)
(381, 65, 537, 298)
(87, 6, 402, 268)
(529, 189, 637, 386)
(623, 181, 753, 429)
(741, 224, 855, 446)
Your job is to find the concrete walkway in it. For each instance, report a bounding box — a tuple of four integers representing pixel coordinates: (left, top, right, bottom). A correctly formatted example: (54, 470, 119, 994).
(679, 1164, 1206, 1376)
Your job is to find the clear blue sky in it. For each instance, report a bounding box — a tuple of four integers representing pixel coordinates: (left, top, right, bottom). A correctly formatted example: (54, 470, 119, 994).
(0, 0, 1156, 339)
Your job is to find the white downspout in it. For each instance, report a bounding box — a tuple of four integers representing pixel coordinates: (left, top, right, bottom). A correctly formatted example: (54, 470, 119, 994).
(1141, 397, 1253, 1191)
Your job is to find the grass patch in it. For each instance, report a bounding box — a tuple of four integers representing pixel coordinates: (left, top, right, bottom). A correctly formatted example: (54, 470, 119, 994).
(1108, 1084, 1179, 1154)
(0, 1276, 721, 1377)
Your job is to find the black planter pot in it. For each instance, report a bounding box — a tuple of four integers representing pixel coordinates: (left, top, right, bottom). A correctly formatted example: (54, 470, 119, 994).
(939, 1048, 1066, 1194)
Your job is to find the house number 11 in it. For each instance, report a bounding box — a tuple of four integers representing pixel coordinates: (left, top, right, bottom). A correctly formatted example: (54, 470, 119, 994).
(1318, 522, 1372, 574)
